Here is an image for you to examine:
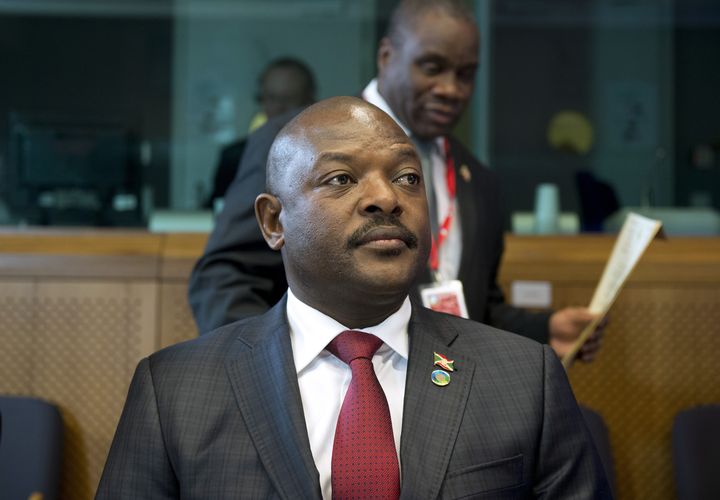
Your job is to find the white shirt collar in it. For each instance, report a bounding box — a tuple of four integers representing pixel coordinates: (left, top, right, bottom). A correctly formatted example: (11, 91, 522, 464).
(287, 288, 411, 374)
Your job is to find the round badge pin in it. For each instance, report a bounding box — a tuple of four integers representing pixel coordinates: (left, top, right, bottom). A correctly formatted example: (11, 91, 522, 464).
(431, 369, 451, 387)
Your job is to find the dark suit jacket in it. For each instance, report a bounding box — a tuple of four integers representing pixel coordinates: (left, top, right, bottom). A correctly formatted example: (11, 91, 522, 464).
(204, 138, 248, 209)
(97, 298, 611, 499)
(189, 109, 550, 342)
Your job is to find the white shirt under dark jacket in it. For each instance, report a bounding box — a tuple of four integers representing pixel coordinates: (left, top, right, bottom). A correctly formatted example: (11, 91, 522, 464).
(287, 288, 409, 500)
(362, 78, 462, 282)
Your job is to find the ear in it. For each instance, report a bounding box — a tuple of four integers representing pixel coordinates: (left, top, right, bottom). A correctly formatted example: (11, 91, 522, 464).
(255, 193, 285, 251)
(377, 36, 393, 74)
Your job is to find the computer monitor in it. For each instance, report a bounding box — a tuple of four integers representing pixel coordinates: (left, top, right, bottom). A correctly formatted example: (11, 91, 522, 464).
(16, 124, 128, 189)
(4, 114, 141, 226)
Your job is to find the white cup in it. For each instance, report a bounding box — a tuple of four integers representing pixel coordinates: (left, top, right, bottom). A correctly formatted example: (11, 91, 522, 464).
(534, 183, 560, 234)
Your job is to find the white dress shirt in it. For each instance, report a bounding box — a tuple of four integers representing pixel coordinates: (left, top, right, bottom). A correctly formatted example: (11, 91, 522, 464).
(362, 78, 462, 281)
(287, 288, 410, 500)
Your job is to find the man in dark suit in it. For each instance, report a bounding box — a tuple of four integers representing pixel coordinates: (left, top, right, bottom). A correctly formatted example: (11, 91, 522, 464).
(189, 0, 603, 361)
(205, 57, 316, 209)
(98, 97, 611, 498)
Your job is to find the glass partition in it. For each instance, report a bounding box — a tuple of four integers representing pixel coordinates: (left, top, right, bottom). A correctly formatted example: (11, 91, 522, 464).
(0, 0, 717, 233)
(489, 0, 720, 235)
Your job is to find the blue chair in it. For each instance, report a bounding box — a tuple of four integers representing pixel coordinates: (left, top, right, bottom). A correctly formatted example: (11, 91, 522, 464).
(673, 404, 720, 500)
(0, 396, 64, 500)
(579, 405, 616, 495)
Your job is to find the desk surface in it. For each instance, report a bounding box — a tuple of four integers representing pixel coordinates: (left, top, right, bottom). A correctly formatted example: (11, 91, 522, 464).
(2, 229, 718, 281)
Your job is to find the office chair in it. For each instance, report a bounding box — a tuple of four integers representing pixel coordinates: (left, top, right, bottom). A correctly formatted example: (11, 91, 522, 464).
(673, 404, 720, 500)
(575, 171, 620, 232)
(0, 396, 64, 500)
(579, 405, 616, 495)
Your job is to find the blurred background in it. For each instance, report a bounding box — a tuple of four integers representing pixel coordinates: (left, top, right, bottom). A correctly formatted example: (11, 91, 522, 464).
(0, 0, 718, 233)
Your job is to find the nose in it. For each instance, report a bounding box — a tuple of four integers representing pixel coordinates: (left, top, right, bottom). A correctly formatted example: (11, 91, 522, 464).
(433, 72, 466, 101)
(359, 176, 402, 216)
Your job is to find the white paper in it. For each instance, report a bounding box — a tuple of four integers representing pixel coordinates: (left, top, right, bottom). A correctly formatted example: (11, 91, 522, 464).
(562, 212, 662, 367)
(588, 213, 663, 314)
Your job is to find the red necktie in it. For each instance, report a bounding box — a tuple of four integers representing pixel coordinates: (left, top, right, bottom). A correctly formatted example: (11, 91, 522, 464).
(327, 330, 401, 499)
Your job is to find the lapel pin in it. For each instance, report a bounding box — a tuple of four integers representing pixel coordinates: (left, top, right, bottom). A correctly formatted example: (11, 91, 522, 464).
(433, 352, 455, 372)
(431, 369, 451, 387)
(459, 164, 472, 183)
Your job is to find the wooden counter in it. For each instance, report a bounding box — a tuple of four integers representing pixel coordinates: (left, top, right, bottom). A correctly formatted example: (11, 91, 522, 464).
(1, 230, 718, 499)
(0, 229, 206, 499)
(498, 235, 720, 500)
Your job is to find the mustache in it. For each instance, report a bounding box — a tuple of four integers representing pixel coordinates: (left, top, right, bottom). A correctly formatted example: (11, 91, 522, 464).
(346, 214, 419, 250)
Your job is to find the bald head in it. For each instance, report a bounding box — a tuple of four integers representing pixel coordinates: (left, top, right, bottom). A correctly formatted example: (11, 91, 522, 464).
(266, 96, 413, 197)
(255, 96, 430, 326)
(386, 0, 476, 47)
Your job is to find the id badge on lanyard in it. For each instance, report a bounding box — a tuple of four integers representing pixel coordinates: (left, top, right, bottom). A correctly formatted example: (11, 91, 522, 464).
(419, 138, 469, 319)
(420, 280, 469, 318)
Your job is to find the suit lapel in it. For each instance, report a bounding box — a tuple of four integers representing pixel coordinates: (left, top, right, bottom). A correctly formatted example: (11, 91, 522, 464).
(225, 297, 321, 499)
(399, 305, 476, 500)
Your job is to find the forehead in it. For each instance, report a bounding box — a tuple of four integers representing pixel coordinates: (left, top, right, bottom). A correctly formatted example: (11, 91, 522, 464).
(307, 107, 408, 146)
(400, 10, 478, 59)
(263, 67, 305, 90)
(295, 112, 414, 169)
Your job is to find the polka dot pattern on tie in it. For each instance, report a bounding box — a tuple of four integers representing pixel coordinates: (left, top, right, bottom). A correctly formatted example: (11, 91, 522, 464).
(326, 330, 400, 500)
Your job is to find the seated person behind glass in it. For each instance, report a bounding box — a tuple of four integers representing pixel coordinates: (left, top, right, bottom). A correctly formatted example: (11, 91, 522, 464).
(205, 57, 316, 209)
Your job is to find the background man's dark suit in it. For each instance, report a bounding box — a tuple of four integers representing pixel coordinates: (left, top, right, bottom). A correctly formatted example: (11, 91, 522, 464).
(189, 110, 299, 329)
(204, 138, 247, 208)
(189, 110, 551, 342)
(97, 297, 610, 499)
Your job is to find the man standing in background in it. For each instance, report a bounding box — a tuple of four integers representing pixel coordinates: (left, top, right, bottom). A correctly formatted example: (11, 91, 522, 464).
(189, 0, 604, 361)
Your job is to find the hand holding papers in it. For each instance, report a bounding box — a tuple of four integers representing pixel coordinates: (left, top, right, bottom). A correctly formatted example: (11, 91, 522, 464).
(561, 213, 664, 368)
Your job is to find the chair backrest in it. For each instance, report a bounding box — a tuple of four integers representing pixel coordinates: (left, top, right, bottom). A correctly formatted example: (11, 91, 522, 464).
(672, 404, 720, 500)
(0, 396, 64, 500)
(579, 405, 616, 495)
(575, 170, 620, 232)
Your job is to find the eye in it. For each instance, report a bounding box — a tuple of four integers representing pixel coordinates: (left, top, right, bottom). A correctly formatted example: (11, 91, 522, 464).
(395, 173, 421, 186)
(418, 61, 442, 76)
(327, 173, 354, 186)
(457, 66, 477, 84)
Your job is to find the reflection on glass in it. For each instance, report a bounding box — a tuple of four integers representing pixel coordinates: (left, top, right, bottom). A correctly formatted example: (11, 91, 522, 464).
(0, 0, 717, 232)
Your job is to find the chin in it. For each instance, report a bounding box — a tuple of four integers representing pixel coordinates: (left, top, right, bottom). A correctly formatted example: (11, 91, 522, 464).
(362, 267, 417, 295)
(349, 250, 425, 296)
(417, 124, 450, 141)
(369, 279, 414, 298)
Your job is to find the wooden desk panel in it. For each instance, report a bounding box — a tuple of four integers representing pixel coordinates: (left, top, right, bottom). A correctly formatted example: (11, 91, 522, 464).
(1, 231, 718, 499)
(499, 236, 720, 500)
(0, 278, 158, 499)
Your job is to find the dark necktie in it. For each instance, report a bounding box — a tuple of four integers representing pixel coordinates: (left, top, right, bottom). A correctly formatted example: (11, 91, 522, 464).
(326, 330, 400, 499)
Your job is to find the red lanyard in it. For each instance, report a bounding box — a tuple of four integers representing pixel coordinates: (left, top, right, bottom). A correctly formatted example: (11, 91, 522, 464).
(428, 137, 457, 274)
